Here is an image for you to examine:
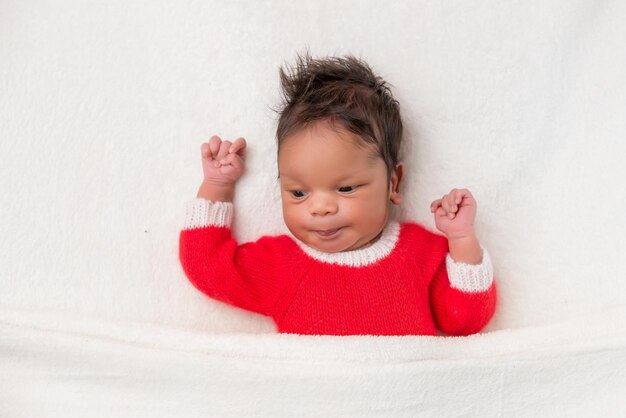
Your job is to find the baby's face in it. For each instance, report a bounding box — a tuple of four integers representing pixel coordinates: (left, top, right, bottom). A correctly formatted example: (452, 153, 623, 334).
(278, 121, 396, 253)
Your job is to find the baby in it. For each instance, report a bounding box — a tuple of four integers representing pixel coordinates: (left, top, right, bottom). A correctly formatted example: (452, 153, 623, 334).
(179, 52, 497, 336)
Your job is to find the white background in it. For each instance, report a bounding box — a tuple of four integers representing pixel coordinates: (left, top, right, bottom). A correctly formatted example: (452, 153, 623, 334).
(1, 0, 625, 335)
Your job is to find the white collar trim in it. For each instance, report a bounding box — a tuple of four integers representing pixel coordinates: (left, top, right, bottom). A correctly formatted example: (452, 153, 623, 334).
(291, 221, 401, 267)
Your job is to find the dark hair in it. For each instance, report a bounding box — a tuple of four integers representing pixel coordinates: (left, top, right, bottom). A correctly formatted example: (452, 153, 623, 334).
(272, 49, 403, 178)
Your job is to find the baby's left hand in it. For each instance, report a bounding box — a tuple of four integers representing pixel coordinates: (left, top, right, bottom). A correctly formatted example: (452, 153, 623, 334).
(430, 188, 477, 239)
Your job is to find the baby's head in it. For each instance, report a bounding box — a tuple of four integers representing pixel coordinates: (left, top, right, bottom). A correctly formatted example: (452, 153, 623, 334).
(273, 51, 404, 253)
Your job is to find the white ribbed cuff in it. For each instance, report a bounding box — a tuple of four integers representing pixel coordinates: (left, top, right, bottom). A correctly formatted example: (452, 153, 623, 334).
(445, 246, 494, 292)
(183, 198, 233, 229)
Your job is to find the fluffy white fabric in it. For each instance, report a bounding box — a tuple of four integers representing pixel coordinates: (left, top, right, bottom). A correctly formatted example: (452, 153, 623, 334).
(1, 0, 625, 415)
(2, 305, 625, 416)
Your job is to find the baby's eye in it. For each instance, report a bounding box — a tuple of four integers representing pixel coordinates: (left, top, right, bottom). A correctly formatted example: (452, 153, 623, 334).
(338, 186, 357, 193)
(290, 190, 306, 198)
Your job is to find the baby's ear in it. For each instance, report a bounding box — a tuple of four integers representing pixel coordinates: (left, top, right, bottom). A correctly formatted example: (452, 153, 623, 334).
(389, 163, 404, 205)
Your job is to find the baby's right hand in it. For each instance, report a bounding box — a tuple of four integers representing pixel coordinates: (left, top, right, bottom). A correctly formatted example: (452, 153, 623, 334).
(200, 135, 247, 185)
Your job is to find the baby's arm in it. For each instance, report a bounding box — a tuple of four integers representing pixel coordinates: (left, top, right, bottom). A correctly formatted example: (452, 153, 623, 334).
(179, 136, 287, 316)
(429, 245, 497, 336)
(179, 199, 288, 316)
(429, 188, 496, 335)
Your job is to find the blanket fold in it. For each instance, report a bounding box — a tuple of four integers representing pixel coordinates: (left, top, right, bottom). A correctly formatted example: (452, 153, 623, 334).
(2, 305, 625, 417)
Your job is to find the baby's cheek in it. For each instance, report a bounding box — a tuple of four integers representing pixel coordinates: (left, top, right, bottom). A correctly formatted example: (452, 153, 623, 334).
(281, 204, 303, 231)
(350, 197, 387, 225)
(281, 204, 294, 225)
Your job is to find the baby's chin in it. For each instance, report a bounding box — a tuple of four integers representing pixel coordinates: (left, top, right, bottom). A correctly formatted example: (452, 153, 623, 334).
(305, 239, 351, 253)
(295, 229, 370, 253)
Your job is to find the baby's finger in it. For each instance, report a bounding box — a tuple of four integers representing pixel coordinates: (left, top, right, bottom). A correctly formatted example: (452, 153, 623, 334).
(454, 189, 463, 205)
(223, 153, 244, 171)
(447, 189, 460, 209)
(216, 140, 232, 160)
(208, 135, 221, 157)
(430, 198, 442, 212)
(442, 195, 457, 219)
(201, 142, 212, 160)
(442, 195, 453, 212)
(435, 206, 448, 218)
(455, 188, 472, 205)
(229, 137, 247, 155)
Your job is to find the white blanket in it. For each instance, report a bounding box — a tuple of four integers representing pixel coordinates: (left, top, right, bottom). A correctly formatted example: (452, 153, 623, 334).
(2, 306, 625, 416)
(1, 0, 625, 415)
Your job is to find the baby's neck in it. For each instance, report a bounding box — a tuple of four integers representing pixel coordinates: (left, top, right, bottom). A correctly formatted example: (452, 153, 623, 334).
(345, 230, 384, 252)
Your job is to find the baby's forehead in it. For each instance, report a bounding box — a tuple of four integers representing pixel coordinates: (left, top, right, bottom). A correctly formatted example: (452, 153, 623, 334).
(277, 122, 385, 176)
(279, 133, 380, 161)
(278, 153, 385, 185)
(279, 143, 380, 168)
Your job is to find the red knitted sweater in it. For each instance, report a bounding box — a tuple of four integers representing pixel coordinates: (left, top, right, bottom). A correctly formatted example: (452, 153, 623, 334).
(179, 199, 497, 336)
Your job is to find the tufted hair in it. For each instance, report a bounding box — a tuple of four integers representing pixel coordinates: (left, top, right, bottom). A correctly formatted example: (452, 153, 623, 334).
(272, 49, 403, 178)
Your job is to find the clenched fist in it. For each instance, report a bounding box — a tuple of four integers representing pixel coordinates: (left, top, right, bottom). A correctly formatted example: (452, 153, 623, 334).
(200, 135, 247, 185)
(430, 188, 477, 239)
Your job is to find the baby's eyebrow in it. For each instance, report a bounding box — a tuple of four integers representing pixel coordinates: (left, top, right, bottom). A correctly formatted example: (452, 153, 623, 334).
(278, 173, 295, 179)
(286, 166, 368, 177)
(335, 170, 367, 182)
(278, 173, 304, 184)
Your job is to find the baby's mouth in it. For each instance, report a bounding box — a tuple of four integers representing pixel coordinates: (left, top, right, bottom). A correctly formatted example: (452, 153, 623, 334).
(314, 227, 344, 238)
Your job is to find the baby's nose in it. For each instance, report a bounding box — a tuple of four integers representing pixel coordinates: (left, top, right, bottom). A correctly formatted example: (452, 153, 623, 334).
(309, 193, 338, 216)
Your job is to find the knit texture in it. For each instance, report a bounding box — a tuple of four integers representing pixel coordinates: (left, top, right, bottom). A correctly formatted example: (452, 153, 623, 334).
(180, 198, 497, 336)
